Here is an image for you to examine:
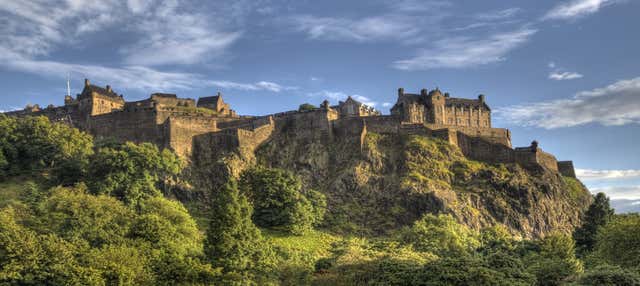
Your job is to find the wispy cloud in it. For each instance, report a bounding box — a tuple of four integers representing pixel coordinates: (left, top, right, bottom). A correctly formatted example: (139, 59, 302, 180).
(393, 28, 537, 70)
(290, 14, 423, 43)
(475, 8, 522, 21)
(577, 169, 640, 180)
(209, 81, 297, 92)
(549, 71, 584, 80)
(308, 91, 377, 107)
(591, 185, 640, 200)
(496, 77, 640, 129)
(543, 0, 617, 21)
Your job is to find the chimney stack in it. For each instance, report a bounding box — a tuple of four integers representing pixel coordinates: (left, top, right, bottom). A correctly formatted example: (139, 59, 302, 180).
(478, 94, 485, 103)
(106, 85, 112, 93)
(420, 89, 428, 96)
(398, 88, 404, 97)
(84, 78, 90, 87)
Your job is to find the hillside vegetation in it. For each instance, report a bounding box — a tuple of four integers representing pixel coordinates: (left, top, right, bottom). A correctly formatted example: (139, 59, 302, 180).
(1, 115, 639, 285)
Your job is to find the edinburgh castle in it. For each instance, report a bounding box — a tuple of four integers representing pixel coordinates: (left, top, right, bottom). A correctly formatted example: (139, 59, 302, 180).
(5, 79, 576, 178)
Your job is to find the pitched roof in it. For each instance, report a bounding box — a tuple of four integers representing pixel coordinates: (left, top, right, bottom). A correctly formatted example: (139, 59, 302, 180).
(83, 84, 120, 98)
(197, 95, 221, 106)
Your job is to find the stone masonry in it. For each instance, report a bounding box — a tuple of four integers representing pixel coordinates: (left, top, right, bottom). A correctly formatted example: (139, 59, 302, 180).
(3, 80, 577, 178)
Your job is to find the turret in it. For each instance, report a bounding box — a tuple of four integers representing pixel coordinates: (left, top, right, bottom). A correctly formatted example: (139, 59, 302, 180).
(420, 88, 428, 97)
(84, 78, 90, 87)
(478, 94, 485, 103)
(398, 88, 404, 97)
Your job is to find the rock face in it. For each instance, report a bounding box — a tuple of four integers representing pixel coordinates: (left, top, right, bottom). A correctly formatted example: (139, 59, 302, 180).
(192, 127, 591, 239)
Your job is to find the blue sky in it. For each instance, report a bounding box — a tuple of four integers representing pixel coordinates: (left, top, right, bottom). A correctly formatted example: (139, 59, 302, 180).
(1, 0, 639, 211)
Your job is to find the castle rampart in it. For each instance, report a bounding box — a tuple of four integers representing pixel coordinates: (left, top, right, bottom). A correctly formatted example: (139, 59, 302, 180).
(2, 80, 577, 178)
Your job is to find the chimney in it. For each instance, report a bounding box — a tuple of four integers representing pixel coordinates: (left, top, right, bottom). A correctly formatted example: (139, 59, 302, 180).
(420, 89, 427, 96)
(478, 94, 485, 103)
(84, 78, 90, 87)
(106, 85, 112, 93)
(444, 92, 450, 98)
(398, 88, 404, 97)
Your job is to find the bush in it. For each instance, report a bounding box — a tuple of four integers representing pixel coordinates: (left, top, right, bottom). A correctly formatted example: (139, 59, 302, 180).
(592, 214, 640, 268)
(298, 103, 317, 112)
(576, 264, 640, 286)
(240, 167, 325, 235)
(402, 213, 479, 255)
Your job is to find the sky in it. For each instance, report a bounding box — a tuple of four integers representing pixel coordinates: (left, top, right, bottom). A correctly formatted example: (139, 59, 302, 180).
(1, 0, 639, 212)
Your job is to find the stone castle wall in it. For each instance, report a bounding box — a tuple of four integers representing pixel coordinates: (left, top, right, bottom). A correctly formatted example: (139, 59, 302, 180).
(558, 161, 577, 178)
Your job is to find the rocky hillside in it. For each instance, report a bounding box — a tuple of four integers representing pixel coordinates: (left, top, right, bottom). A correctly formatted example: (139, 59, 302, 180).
(191, 127, 592, 239)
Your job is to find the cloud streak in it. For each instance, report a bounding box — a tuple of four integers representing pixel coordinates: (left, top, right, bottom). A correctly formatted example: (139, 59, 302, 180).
(577, 169, 640, 180)
(549, 71, 584, 80)
(543, 0, 616, 20)
(393, 28, 537, 70)
(591, 185, 640, 200)
(496, 77, 640, 129)
(308, 91, 377, 107)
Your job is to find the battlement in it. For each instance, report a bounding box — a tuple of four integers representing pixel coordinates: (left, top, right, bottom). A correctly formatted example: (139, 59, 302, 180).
(2, 82, 577, 178)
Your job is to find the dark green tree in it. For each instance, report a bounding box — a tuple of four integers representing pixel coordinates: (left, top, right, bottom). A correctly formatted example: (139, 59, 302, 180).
(576, 264, 640, 286)
(205, 179, 273, 284)
(592, 214, 640, 268)
(239, 167, 325, 235)
(87, 142, 182, 206)
(298, 103, 317, 111)
(573, 192, 614, 254)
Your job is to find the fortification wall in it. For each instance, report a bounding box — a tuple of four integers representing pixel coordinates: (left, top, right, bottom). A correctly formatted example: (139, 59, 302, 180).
(362, 116, 401, 134)
(425, 124, 511, 147)
(455, 131, 514, 163)
(557, 161, 577, 178)
(87, 109, 165, 146)
(167, 115, 219, 157)
(514, 148, 559, 172)
(272, 109, 334, 137)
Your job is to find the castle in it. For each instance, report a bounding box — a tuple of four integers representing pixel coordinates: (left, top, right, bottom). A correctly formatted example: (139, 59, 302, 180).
(5, 79, 576, 178)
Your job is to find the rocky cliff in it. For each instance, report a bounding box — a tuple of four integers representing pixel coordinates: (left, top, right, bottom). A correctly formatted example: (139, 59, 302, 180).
(191, 126, 591, 239)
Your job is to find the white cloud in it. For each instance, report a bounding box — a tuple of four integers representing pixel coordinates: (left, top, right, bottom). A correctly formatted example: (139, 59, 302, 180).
(393, 28, 537, 70)
(290, 14, 422, 43)
(308, 91, 377, 107)
(591, 185, 640, 200)
(475, 8, 522, 21)
(0, 0, 242, 68)
(382, 102, 393, 107)
(209, 81, 296, 92)
(0, 50, 290, 93)
(496, 77, 640, 129)
(548, 62, 557, 68)
(543, 0, 616, 20)
(549, 71, 584, 80)
(577, 169, 640, 180)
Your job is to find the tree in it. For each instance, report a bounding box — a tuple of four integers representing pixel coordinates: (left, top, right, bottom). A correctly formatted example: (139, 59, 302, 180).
(402, 214, 479, 255)
(576, 264, 640, 286)
(592, 214, 640, 268)
(88, 142, 183, 206)
(239, 167, 325, 235)
(298, 103, 317, 112)
(526, 232, 583, 286)
(573, 192, 614, 254)
(0, 115, 93, 182)
(205, 179, 273, 284)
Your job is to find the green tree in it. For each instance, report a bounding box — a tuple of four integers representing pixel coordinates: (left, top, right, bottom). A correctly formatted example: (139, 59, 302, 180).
(0, 115, 93, 183)
(402, 213, 480, 255)
(575, 264, 640, 286)
(527, 232, 583, 286)
(592, 214, 640, 268)
(240, 167, 325, 235)
(573, 192, 614, 254)
(298, 103, 317, 112)
(88, 142, 183, 206)
(205, 179, 273, 284)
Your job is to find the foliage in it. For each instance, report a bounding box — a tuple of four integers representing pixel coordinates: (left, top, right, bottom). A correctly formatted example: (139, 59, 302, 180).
(574, 264, 640, 286)
(298, 103, 318, 112)
(240, 167, 326, 235)
(573, 192, 614, 254)
(526, 232, 583, 285)
(88, 142, 183, 206)
(0, 184, 218, 285)
(204, 179, 275, 284)
(401, 213, 480, 255)
(0, 115, 93, 183)
(592, 214, 640, 268)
